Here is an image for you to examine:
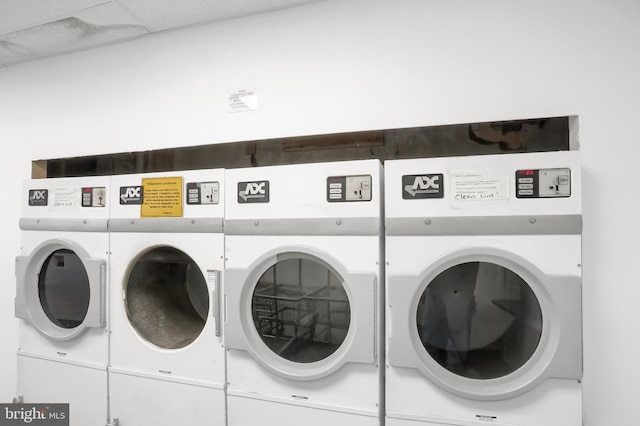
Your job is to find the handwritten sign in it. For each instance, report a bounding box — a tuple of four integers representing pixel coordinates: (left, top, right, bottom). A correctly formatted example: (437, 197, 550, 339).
(450, 168, 509, 203)
(52, 187, 78, 208)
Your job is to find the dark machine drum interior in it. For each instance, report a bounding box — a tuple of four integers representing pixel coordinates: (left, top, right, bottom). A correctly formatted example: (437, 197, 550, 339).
(417, 261, 543, 379)
(126, 247, 209, 349)
(252, 256, 351, 363)
(38, 249, 91, 329)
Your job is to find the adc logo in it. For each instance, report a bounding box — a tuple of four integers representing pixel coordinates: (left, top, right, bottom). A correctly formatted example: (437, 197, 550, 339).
(238, 181, 269, 203)
(402, 174, 444, 199)
(28, 189, 48, 206)
(119, 186, 143, 204)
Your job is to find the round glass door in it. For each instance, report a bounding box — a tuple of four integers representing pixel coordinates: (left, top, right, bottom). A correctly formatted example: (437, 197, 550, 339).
(125, 247, 209, 349)
(416, 261, 542, 379)
(251, 256, 351, 363)
(38, 249, 90, 329)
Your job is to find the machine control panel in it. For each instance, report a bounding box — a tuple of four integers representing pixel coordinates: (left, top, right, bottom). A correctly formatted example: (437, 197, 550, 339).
(516, 168, 571, 198)
(186, 181, 220, 205)
(327, 174, 372, 202)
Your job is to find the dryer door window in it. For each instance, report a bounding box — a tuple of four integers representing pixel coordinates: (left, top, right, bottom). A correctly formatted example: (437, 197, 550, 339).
(126, 247, 209, 349)
(251, 256, 351, 363)
(38, 249, 90, 329)
(416, 261, 543, 379)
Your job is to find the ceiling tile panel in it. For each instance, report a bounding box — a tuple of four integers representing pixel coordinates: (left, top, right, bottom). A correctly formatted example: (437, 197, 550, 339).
(0, 2, 149, 66)
(117, 0, 319, 31)
(0, 0, 109, 34)
(0, 0, 321, 67)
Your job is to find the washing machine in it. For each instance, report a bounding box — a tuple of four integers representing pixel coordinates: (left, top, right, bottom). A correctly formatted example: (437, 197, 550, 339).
(224, 160, 383, 426)
(384, 151, 583, 426)
(107, 169, 225, 426)
(14, 176, 110, 425)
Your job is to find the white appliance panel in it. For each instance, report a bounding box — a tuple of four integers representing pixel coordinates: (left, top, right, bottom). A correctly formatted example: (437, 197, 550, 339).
(386, 372, 581, 426)
(110, 169, 225, 220)
(384, 151, 581, 220)
(109, 232, 225, 384)
(108, 371, 225, 426)
(384, 152, 583, 426)
(225, 234, 379, 384)
(17, 354, 107, 426)
(17, 230, 109, 365)
(227, 350, 379, 417)
(225, 160, 382, 222)
(16, 176, 110, 368)
(108, 169, 225, 387)
(228, 394, 378, 426)
(20, 176, 110, 220)
(385, 235, 582, 407)
(224, 160, 383, 424)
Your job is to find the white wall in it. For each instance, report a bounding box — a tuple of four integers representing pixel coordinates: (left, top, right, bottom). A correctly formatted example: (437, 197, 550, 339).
(0, 0, 638, 424)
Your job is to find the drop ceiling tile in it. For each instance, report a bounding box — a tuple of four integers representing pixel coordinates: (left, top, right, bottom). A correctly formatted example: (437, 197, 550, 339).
(0, 0, 109, 34)
(0, 1, 149, 66)
(117, 0, 319, 31)
(0, 0, 322, 67)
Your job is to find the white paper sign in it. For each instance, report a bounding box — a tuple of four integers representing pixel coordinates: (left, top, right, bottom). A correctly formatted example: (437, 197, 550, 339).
(52, 187, 78, 208)
(450, 168, 509, 202)
(228, 89, 258, 112)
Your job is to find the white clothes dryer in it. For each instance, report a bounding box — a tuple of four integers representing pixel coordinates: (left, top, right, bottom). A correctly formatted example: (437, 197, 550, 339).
(384, 151, 583, 426)
(107, 169, 225, 426)
(224, 160, 383, 426)
(15, 176, 110, 426)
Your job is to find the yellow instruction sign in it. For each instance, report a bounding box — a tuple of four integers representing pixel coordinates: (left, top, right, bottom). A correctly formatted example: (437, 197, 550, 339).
(141, 177, 183, 217)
